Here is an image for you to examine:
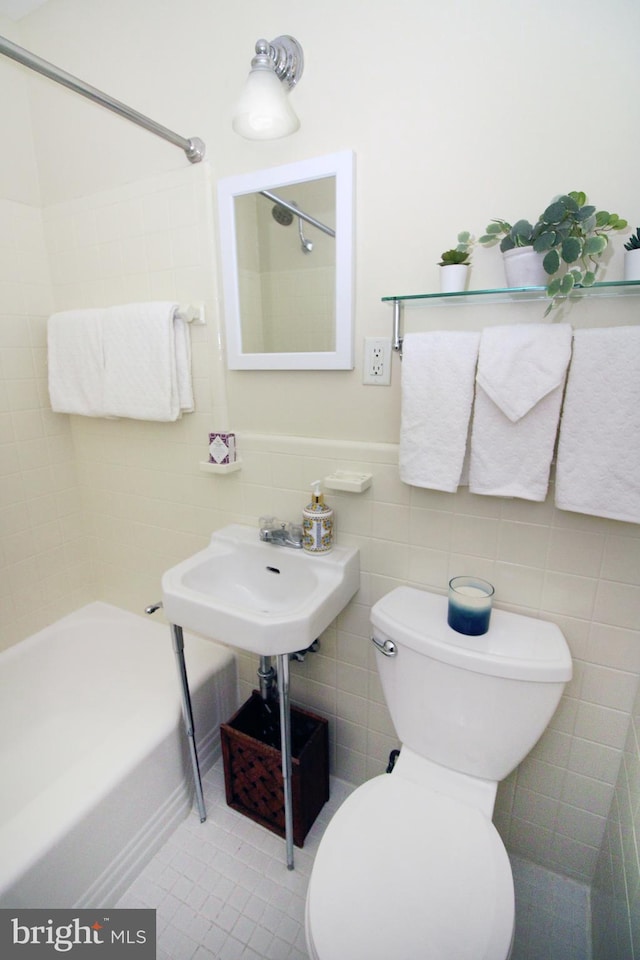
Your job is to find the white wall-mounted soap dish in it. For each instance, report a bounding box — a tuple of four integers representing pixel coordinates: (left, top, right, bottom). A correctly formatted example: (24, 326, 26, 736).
(324, 471, 372, 493)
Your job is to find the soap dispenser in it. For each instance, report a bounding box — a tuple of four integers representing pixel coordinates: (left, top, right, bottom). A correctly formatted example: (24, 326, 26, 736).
(302, 480, 334, 554)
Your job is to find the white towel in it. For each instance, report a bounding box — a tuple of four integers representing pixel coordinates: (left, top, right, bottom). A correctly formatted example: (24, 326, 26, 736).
(174, 316, 195, 414)
(399, 331, 480, 492)
(102, 302, 193, 421)
(556, 326, 640, 523)
(47, 302, 194, 422)
(469, 324, 572, 500)
(48, 308, 106, 416)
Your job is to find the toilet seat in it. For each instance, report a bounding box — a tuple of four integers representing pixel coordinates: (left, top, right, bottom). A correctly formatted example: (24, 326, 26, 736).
(306, 774, 514, 960)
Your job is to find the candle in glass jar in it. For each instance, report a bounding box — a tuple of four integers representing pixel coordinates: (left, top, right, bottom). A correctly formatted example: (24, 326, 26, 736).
(447, 576, 494, 636)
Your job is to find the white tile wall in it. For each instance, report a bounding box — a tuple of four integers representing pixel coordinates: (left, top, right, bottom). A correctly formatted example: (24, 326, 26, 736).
(0, 197, 95, 649)
(591, 671, 640, 958)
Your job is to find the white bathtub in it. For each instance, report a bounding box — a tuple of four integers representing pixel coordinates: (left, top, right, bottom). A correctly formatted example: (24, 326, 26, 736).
(0, 601, 237, 908)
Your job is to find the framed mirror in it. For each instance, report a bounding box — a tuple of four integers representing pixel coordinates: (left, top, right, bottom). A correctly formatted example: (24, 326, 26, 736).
(217, 151, 355, 369)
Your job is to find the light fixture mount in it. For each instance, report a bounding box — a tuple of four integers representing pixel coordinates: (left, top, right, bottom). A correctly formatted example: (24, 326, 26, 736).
(253, 35, 304, 89)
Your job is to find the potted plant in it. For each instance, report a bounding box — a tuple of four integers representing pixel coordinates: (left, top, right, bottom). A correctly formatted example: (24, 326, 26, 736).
(478, 220, 547, 287)
(438, 231, 473, 292)
(480, 192, 628, 312)
(623, 226, 640, 281)
(533, 192, 627, 312)
(478, 219, 548, 287)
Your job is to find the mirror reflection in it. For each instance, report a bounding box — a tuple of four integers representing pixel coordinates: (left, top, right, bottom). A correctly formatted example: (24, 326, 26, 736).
(235, 176, 336, 353)
(217, 151, 354, 370)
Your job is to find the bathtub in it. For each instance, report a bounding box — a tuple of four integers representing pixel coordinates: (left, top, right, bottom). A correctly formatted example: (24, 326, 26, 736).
(0, 601, 237, 908)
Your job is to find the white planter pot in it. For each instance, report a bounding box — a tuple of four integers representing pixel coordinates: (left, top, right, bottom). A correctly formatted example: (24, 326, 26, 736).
(439, 263, 469, 293)
(624, 248, 640, 281)
(502, 247, 548, 288)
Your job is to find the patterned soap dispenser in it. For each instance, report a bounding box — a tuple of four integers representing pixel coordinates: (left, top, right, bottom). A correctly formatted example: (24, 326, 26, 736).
(302, 480, 334, 554)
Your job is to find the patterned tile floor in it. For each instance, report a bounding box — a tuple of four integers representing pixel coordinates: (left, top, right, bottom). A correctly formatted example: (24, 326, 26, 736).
(116, 759, 350, 959)
(117, 759, 591, 960)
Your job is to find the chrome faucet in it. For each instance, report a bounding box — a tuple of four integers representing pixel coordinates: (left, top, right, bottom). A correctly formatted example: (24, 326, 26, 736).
(259, 519, 304, 549)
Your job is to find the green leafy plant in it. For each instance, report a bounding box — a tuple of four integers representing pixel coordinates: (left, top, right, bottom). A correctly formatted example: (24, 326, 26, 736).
(438, 231, 473, 266)
(534, 192, 626, 311)
(479, 193, 628, 312)
(624, 227, 640, 251)
(479, 219, 540, 251)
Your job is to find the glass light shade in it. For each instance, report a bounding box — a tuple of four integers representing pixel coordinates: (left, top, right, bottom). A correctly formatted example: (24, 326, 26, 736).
(232, 64, 300, 140)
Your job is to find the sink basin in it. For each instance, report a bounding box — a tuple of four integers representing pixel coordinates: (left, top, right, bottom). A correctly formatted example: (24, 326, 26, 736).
(161, 524, 360, 656)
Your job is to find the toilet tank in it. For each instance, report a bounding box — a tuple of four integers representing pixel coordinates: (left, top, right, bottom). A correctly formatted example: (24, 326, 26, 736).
(371, 586, 572, 782)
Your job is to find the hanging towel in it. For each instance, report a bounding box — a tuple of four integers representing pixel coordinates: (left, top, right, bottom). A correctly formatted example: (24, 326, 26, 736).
(48, 308, 106, 417)
(469, 323, 572, 500)
(48, 302, 194, 422)
(174, 315, 195, 414)
(102, 302, 193, 421)
(399, 331, 480, 492)
(555, 325, 640, 523)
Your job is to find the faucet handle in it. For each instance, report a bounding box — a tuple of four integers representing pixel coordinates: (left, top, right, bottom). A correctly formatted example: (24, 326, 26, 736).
(288, 523, 303, 545)
(259, 515, 278, 531)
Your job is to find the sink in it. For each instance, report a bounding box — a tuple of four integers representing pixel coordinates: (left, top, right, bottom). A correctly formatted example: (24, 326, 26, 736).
(161, 524, 360, 656)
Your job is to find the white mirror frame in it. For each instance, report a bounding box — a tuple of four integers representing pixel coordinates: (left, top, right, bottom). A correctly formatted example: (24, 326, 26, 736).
(217, 150, 355, 370)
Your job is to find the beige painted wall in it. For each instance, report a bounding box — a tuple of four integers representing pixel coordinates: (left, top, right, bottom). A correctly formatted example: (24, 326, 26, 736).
(1, 0, 639, 907)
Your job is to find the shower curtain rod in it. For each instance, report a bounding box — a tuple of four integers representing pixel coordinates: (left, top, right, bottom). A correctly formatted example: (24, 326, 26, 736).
(259, 190, 336, 238)
(0, 35, 205, 164)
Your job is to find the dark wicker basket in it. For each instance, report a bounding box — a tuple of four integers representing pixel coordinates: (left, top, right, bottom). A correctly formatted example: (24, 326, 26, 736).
(220, 691, 329, 847)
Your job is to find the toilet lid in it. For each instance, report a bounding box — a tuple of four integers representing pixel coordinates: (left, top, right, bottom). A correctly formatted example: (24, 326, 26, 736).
(307, 774, 514, 960)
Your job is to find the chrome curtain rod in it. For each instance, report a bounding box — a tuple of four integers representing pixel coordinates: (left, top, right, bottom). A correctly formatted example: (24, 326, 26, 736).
(259, 190, 336, 238)
(0, 35, 205, 164)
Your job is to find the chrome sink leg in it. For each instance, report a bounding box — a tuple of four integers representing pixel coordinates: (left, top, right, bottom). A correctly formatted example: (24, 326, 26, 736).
(276, 653, 294, 870)
(170, 623, 207, 823)
(258, 655, 276, 700)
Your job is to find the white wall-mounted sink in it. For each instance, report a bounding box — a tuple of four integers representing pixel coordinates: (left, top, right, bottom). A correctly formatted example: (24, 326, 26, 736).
(161, 524, 360, 656)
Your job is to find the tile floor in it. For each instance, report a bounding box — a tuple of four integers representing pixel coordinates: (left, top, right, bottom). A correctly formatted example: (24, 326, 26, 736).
(510, 856, 591, 960)
(117, 758, 591, 960)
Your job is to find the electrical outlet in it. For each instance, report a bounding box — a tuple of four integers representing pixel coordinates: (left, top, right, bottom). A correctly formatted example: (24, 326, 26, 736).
(363, 337, 392, 385)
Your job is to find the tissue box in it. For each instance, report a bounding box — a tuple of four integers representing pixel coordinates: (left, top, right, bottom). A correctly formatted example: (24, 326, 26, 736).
(208, 432, 236, 465)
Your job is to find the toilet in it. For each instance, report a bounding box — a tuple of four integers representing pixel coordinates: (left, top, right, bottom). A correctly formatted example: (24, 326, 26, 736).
(305, 586, 572, 960)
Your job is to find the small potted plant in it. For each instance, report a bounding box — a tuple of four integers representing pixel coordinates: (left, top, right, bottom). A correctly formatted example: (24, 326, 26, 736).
(480, 192, 628, 312)
(438, 231, 473, 292)
(623, 226, 640, 281)
(478, 219, 548, 287)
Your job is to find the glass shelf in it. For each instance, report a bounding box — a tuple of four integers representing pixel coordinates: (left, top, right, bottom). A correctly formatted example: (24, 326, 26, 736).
(382, 279, 640, 305)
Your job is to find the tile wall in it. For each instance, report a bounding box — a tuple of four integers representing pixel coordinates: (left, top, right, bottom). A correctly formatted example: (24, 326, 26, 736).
(262, 265, 334, 353)
(9, 161, 640, 894)
(591, 671, 640, 958)
(0, 196, 95, 650)
(39, 160, 229, 615)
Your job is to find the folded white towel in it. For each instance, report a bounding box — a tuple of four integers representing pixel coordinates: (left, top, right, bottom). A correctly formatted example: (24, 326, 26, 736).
(173, 316, 194, 414)
(48, 308, 106, 416)
(476, 323, 573, 422)
(469, 323, 572, 500)
(555, 325, 640, 523)
(102, 302, 191, 421)
(399, 331, 480, 492)
(48, 302, 194, 422)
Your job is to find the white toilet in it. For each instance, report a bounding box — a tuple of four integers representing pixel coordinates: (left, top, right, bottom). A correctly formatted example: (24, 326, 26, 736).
(305, 586, 572, 960)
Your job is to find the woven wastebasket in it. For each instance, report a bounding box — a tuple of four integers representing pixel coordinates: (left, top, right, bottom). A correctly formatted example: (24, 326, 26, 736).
(221, 691, 329, 847)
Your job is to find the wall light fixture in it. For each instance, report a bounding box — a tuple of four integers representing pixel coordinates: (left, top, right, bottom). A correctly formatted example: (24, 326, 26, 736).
(232, 35, 304, 141)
